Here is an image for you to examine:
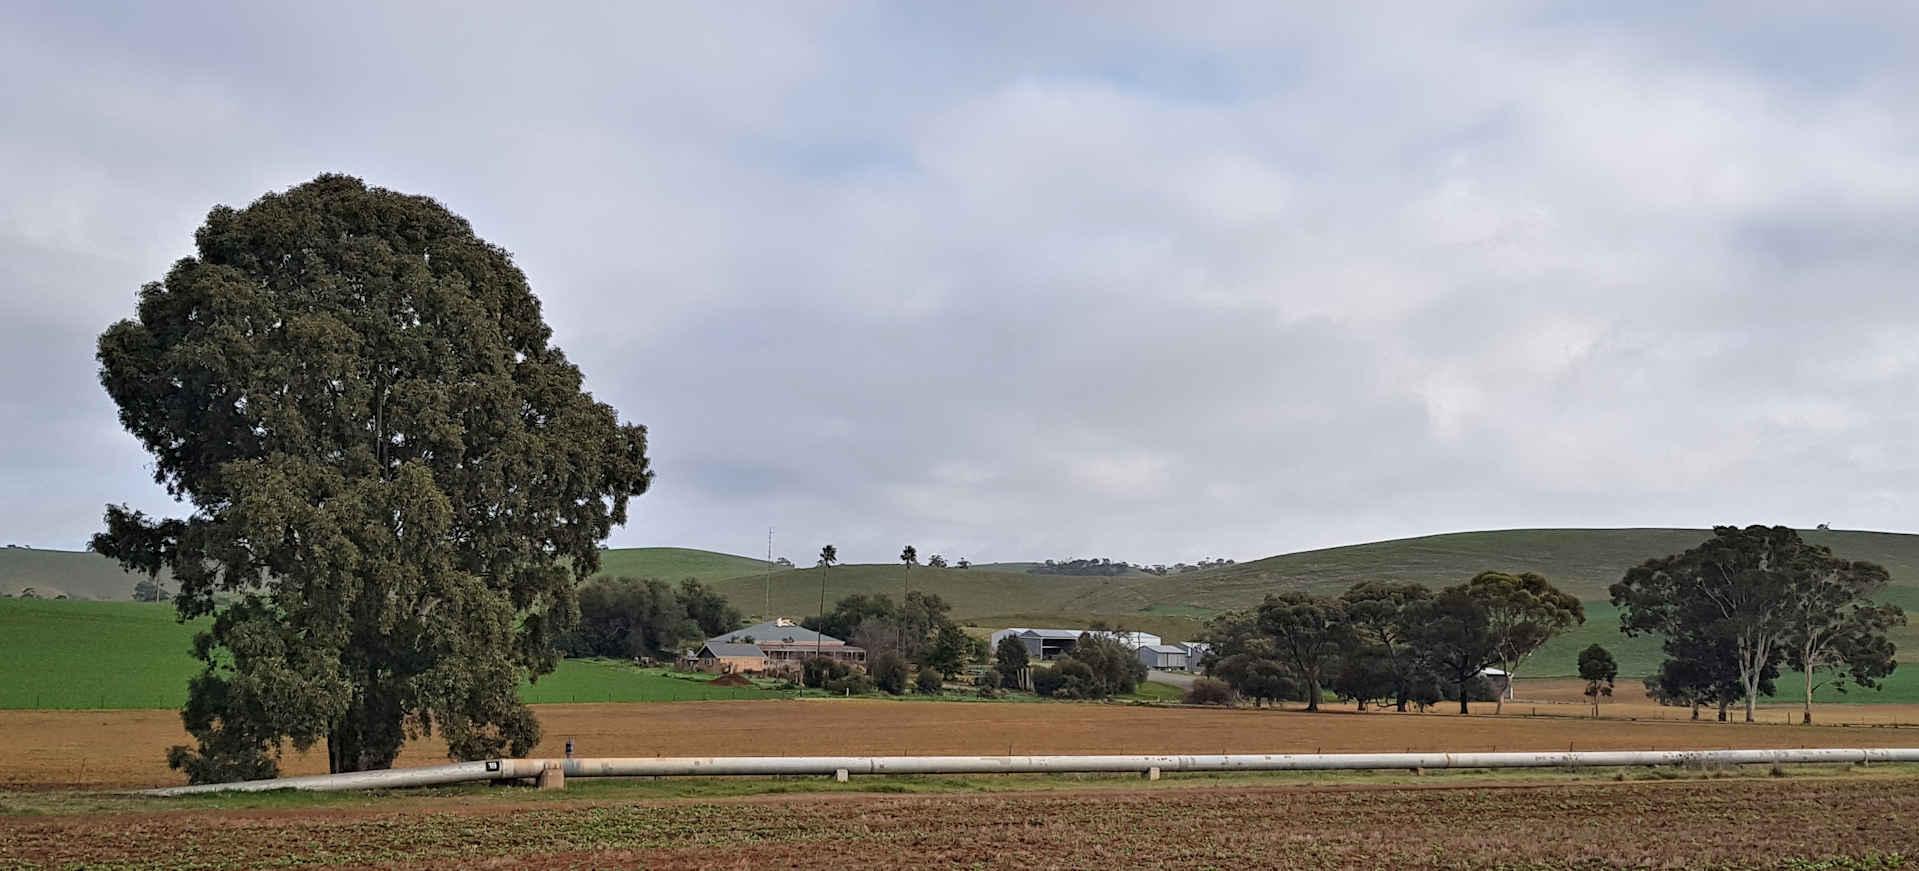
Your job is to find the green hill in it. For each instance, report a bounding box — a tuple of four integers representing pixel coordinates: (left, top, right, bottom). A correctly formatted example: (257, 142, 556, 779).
(1149, 528, 1919, 603)
(0, 545, 768, 601)
(592, 547, 771, 583)
(0, 547, 162, 601)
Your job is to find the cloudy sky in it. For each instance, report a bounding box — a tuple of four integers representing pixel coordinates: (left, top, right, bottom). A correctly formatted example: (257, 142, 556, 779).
(4, 3, 1918, 565)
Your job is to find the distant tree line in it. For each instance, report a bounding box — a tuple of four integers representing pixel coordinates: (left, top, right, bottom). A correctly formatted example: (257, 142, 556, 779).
(1030, 556, 1236, 577)
(1185, 526, 1904, 723)
(1196, 572, 1582, 714)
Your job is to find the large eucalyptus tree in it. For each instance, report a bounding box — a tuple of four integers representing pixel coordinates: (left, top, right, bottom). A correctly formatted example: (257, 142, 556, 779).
(93, 175, 652, 782)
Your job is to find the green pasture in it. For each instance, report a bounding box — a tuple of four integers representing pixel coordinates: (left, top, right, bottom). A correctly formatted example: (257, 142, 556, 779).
(0, 599, 775, 709)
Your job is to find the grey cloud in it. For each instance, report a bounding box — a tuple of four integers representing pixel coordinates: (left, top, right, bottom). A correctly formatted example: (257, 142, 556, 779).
(4, 3, 1918, 565)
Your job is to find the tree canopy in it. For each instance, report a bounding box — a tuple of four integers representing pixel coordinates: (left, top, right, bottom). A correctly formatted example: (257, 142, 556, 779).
(1612, 525, 1899, 723)
(91, 175, 652, 781)
(1463, 570, 1583, 713)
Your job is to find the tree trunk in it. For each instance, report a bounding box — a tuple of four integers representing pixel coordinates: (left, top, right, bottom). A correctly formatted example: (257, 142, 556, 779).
(1458, 695, 1470, 715)
(1304, 676, 1320, 712)
(1717, 699, 1729, 722)
(1801, 664, 1814, 725)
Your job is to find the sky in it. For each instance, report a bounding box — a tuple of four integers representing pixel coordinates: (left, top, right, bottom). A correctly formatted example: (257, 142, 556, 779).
(4, 3, 1919, 566)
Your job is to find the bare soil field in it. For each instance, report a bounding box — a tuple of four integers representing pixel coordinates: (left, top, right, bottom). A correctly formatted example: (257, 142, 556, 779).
(1510, 679, 1919, 724)
(5, 774, 1918, 868)
(9, 699, 1919, 790)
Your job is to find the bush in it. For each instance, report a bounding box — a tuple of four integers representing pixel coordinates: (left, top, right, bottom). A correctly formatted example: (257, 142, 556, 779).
(976, 668, 1004, 690)
(1034, 658, 1100, 698)
(870, 652, 910, 695)
(1183, 677, 1234, 706)
(824, 673, 876, 695)
(1069, 634, 1148, 696)
(802, 656, 853, 689)
(915, 667, 943, 695)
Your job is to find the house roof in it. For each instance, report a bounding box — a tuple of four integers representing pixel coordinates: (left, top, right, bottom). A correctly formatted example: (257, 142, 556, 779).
(710, 619, 843, 647)
(701, 642, 765, 658)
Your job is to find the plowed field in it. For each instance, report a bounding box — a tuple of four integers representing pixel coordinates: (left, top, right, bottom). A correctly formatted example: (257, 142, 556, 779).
(5, 775, 1917, 868)
(9, 699, 1919, 789)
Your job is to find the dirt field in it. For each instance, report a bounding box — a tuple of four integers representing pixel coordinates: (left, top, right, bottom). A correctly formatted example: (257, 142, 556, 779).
(5, 774, 1918, 868)
(10, 699, 1919, 789)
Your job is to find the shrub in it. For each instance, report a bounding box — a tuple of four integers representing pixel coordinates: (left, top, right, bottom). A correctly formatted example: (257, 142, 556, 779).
(802, 656, 853, 689)
(1035, 658, 1100, 698)
(870, 652, 910, 695)
(1183, 677, 1234, 706)
(915, 667, 943, 695)
(1070, 634, 1148, 695)
(976, 668, 1004, 690)
(824, 673, 876, 695)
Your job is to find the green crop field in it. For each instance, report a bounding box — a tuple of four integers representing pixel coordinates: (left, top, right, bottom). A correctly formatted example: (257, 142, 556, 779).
(0, 599, 776, 709)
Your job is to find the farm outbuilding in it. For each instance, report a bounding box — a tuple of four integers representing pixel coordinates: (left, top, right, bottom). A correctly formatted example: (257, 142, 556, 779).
(1136, 644, 1189, 670)
(694, 642, 766, 674)
(1478, 667, 1515, 701)
(990, 627, 1165, 661)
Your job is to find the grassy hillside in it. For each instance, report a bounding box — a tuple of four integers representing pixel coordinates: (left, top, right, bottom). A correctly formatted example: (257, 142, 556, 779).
(0, 545, 766, 602)
(0, 547, 160, 601)
(1143, 528, 1919, 603)
(592, 547, 771, 583)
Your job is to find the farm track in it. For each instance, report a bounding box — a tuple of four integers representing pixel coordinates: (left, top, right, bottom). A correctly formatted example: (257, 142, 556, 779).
(8, 699, 1919, 789)
(5, 774, 1917, 868)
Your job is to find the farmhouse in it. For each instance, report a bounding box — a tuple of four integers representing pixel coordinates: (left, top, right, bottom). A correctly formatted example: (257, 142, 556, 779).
(1136, 644, 1189, 671)
(989, 627, 1165, 660)
(703, 618, 866, 672)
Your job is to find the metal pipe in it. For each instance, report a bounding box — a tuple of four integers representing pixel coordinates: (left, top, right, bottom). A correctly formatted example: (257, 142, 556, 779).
(143, 747, 1919, 796)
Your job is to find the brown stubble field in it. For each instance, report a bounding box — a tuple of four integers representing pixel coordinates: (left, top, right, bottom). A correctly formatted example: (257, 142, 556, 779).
(8, 698, 1919, 789)
(5, 774, 1919, 868)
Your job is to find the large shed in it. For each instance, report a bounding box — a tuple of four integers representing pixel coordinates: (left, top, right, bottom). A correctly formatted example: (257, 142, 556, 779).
(1136, 644, 1189, 671)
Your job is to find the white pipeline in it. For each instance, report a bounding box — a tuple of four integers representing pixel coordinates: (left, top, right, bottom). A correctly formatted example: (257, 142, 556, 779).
(142, 747, 1919, 796)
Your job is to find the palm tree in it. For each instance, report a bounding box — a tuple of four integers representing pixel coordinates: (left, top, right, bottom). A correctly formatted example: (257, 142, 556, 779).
(816, 545, 838, 657)
(899, 545, 918, 653)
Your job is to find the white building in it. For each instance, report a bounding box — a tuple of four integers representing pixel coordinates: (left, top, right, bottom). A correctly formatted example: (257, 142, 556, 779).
(989, 627, 1165, 660)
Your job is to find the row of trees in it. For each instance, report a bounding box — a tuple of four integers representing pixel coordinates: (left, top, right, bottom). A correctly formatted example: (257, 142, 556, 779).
(1614, 525, 1903, 724)
(1029, 557, 1238, 576)
(562, 577, 741, 660)
(1199, 572, 1584, 714)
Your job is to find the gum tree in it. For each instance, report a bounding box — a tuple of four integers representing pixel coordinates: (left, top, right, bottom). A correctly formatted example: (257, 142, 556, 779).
(1612, 526, 1864, 723)
(1465, 570, 1584, 714)
(1256, 592, 1351, 712)
(91, 176, 652, 781)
